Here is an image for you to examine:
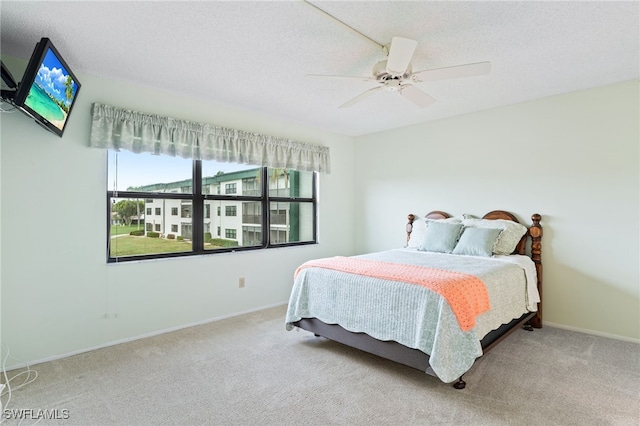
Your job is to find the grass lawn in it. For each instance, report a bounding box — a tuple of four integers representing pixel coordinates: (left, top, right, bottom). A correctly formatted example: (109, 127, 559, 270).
(110, 224, 145, 236)
(110, 235, 192, 257)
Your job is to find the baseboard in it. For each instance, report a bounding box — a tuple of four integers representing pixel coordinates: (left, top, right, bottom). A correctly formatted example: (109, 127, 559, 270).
(5, 301, 288, 371)
(544, 321, 640, 344)
(9, 308, 636, 371)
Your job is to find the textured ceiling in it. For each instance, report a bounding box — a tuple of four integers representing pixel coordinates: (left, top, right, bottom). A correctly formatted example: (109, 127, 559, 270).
(1, 1, 638, 137)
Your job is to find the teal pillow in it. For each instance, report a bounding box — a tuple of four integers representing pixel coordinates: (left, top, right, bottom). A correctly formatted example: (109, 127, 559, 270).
(462, 218, 528, 255)
(453, 227, 502, 257)
(420, 222, 463, 253)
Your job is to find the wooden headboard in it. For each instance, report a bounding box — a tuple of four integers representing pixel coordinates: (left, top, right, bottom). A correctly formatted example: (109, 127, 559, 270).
(406, 210, 543, 328)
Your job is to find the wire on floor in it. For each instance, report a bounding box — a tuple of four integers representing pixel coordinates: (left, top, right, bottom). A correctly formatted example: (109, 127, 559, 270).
(0, 343, 39, 425)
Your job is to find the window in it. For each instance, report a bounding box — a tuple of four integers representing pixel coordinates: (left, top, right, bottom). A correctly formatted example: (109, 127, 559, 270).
(225, 183, 237, 194)
(243, 177, 260, 196)
(242, 225, 261, 246)
(243, 202, 261, 224)
(181, 203, 192, 218)
(107, 151, 317, 262)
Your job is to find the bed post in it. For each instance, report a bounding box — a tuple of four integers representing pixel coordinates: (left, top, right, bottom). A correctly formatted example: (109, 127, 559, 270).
(529, 214, 543, 328)
(406, 214, 415, 245)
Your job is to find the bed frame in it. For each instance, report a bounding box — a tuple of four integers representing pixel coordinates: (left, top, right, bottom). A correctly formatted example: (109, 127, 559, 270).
(291, 210, 542, 389)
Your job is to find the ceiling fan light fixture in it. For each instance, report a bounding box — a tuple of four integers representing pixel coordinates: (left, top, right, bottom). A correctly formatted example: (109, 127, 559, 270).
(384, 80, 401, 92)
(307, 33, 491, 109)
(373, 61, 412, 81)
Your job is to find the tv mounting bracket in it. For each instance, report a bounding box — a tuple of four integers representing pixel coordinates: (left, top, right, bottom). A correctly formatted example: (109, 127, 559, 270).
(1, 60, 18, 102)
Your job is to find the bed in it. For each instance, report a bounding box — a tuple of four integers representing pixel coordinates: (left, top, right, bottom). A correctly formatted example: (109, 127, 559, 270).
(285, 210, 542, 389)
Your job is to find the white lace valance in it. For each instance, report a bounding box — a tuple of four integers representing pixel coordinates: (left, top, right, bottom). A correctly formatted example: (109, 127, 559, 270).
(89, 103, 331, 173)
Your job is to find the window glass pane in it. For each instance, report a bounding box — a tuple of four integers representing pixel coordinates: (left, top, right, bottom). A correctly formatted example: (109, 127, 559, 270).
(107, 155, 318, 261)
(110, 197, 192, 258)
(268, 169, 314, 198)
(108, 150, 192, 193)
(204, 200, 262, 250)
(269, 202, 314, 244)
(201, 161, 262, 196)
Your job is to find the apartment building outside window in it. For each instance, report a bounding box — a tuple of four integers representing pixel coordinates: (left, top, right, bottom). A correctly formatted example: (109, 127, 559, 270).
(107, 151, 317, 262)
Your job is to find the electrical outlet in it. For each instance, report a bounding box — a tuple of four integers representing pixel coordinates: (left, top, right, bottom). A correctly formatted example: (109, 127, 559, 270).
(239, 277, 245, 288)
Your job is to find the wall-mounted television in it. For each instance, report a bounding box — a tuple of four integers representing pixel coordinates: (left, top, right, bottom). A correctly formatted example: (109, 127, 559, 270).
(11, 38, 81, 137)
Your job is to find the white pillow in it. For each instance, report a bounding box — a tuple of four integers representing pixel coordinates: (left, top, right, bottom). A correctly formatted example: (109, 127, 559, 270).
(462, 218, 527, 255)
(433, 216, 463, 224)
(407, 219, 427, 248)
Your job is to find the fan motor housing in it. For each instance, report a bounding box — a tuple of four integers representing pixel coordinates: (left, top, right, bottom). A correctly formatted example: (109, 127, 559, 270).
(373, 60, 412, 81)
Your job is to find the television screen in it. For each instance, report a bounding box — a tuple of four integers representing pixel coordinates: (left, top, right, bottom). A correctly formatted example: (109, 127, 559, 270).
(13, 38, 81, 137)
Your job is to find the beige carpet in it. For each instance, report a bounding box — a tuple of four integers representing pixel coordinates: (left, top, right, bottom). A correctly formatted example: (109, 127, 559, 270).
(2, 305, 639, 425)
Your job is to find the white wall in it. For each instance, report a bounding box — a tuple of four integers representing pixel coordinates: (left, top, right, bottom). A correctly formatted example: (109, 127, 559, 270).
(0, 56, 356, 367)
(2, 50, 636, 370)
(353, 80, 639, 341)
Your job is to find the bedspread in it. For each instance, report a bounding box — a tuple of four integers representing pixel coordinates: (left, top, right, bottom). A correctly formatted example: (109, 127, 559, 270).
(285, 248, 538, 383)
(295, 256, 490, 332)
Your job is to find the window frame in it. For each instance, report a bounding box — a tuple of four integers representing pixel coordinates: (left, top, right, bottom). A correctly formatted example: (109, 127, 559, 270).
(107, 161, 317, 263)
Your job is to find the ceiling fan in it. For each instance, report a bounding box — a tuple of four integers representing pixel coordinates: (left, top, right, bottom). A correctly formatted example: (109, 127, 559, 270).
(307, 36, 492, 109)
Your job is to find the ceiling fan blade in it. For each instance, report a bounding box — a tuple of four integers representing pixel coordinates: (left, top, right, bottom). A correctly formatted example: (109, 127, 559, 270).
(306, 74, 377, 82)
(339, 86, 382, 108)
(412, 61, 492, 82)
(400, 85, 436, 108)
(386, 37, 418, 76)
